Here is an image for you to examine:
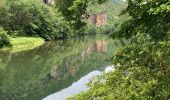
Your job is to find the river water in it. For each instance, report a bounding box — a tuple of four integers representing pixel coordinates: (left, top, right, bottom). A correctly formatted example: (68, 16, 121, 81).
(0, 35, 125, 100)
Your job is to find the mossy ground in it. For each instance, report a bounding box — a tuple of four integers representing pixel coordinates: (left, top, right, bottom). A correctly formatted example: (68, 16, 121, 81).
(0, 37, 44, 53)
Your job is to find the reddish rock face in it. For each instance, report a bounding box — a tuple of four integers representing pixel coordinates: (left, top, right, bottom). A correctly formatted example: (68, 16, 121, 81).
(95, 40, 107, 52)
(88, 13, 107, 26)
(96, 13, 107, 26)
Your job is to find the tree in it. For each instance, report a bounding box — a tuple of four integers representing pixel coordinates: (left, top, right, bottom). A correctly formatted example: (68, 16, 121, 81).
(56, 0, 108, 32)
(0, 0, 72, 40)
(68, 0, 170, 99)
(113, 0, 170, 40)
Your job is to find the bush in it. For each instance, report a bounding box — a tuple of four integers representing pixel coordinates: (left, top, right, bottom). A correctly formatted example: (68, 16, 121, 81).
(3, 0, 72, 40)
(0, 28, 11, 47)
(0, 0, 10, 30)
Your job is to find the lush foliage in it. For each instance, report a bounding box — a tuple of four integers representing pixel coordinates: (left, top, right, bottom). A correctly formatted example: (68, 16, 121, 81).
(69, 0, 170, 99)
(0, 0, 123, 42)
(114, 0, 170, 40)
(56, 0, 108, 33)
(0, 28, 11, 47)
(84, 0, 128, 35)
(0, 0, 72, 40)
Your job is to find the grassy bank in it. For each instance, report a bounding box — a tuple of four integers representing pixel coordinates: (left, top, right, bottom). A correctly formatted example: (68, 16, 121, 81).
(0, 37, 44, 53)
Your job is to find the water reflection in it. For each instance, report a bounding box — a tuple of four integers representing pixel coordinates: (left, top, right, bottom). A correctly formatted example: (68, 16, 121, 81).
(0, 35, 124, 100)
(44, 66, 115, 100)
(44, 71, 101, 100)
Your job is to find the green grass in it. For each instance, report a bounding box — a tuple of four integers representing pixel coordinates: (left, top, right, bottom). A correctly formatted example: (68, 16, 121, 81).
(0, 37, 44, 53)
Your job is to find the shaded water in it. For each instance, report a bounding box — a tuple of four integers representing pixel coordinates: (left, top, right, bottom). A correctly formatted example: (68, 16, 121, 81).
(0, 35, 125, 100)
(44, 70, 102, 100)
(44, 66, 114, 100)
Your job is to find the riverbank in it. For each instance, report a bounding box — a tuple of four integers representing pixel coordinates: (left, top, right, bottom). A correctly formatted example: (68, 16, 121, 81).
(0, 35, 120, 100)
(0, 37, 44, 53)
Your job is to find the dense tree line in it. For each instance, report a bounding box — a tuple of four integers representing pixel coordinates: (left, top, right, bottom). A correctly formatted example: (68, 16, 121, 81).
(0, 0, 114, 48)
(0, 0, 73, 41)
(0, 0, 74, 47)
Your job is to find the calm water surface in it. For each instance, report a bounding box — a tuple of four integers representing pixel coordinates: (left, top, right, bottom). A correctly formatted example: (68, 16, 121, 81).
(0, 35, 125, 100)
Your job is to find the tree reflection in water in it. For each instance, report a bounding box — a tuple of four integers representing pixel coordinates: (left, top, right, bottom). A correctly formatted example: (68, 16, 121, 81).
(0, 35, 125, 100)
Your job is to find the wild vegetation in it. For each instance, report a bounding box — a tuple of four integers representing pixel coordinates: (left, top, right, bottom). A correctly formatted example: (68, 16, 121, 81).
(69, 0, 170, 99)
(0, 0, 124, 52)
(56, 0, 108, 32)
(84, 0, 128, 35)
(0, 28, 11, 47)
(0, 0, 69, 51)
(0, 0, 73, 40)
(1, 0, 170, 99)
(56, 0, 127, 35)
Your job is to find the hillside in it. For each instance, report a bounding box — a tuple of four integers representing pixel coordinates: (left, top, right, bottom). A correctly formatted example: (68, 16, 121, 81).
(85, 0, 128, 34)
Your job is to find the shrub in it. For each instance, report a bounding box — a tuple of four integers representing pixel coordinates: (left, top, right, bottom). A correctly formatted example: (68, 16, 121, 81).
(0, 0, 10, 30)
(5, 0, 72, 40)
(0, 28, 11, 47)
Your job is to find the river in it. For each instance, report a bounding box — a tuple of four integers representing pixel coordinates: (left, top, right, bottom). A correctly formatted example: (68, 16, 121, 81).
(0, 35, 125, 100)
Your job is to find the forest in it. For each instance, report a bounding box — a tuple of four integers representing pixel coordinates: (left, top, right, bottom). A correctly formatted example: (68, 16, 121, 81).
(0, 0, 170, 100)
